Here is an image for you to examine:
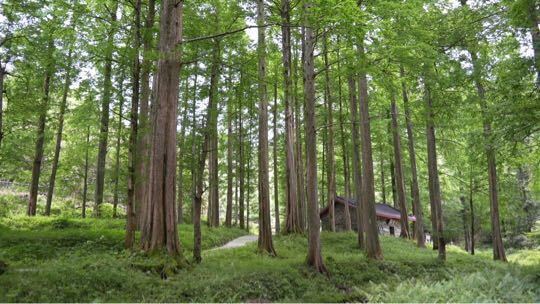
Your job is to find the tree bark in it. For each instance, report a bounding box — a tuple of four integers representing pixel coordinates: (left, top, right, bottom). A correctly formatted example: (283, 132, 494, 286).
(424, 73, 446, 261)
(238, 83, 246, 229)
(176, 79, 190, 224)
(135, 0, 156, 228)
(207, 39, 221, 228)
(303, 0, 327, 273)
(348, 75, 365, 249)
(401, 66, 425, 247)
(28, 37, 55, 217)
(337, 40, 352, 231)
(0, 63, 4, 149)
(94, 3, 118, 217)
(139, 0, 183, 256)
(390, 91, 410, 238)
(226, 72, 234, 228)
(469, 176, 475, 255)
(323, 32, 336, 232)
(293, 33, 306, 231)
(126, 0, 142, 248)
(256, 0, 276, 255)
(273, 78, 280, 234)
(45, 47, 74, 216)
(280, 0, 301, 234)
(113, 74, 125, 219)
(357, 44, 383, 260)
(82, 126, 90, 218)
(460, 191, 470, 252)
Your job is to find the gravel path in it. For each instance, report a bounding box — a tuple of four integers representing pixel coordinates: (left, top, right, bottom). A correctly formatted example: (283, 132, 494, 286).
(215, 235, 258, 250)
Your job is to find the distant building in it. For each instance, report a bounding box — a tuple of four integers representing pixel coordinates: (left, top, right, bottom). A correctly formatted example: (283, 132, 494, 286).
(320, 196, 417, 236)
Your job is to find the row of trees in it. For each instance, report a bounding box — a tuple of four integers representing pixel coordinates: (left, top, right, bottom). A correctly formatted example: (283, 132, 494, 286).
(1, 0, 538, 270)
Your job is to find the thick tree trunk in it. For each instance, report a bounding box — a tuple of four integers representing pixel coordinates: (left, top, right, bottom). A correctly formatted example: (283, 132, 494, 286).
(28, 37, 55, 217)
(82, 126, 90, 218)
(45, 48, 74, 216)
(304, 1, 326, 273)
(401, 66, 425, 247)
(94, 4, 118, 217)
(357, 45, 383, 260)
(348, 75, 365, 248)
(113, 75, 125, 218)
(256, 0, 276, 255)
(424, 75, 446, 261)
(126, 0, 141, 248)
(135, 0, 156, 228)
(139, 0, 183, 256)
(273, 79, 280, 234)
(323, 32, 336, 232)
(390, 92, 410, 238)
(280, 0, 301, 234)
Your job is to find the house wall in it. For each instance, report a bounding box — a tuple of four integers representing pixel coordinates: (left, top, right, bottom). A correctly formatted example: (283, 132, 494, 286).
(321, 203, 402, 237)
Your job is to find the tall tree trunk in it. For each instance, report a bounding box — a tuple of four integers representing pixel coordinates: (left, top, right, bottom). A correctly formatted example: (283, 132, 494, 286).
(348, 75, 365, 249)
(357, 44, 383, 260)
(293, 34, 306, 231)
(94, 3, 118, 217)
(28, 37, 55, 217)
(188, 69, 198, 225)
(390, 91, 410, 238)
(256, 0, 276, 255)
(460, 190, 470, 252)
(280, 0, 301, 234)
(207, 40, 221, 228)
(337, 40, 352, 231)
(82, 126, 90, 218)
(461, 0, 506, 263)
(303, 1, 326, 273)
(273, 78, 280, 234)
(401, 66, 425, 247)
(176, 79, 190, 224)
(225, 77, 234, 228)
(113, 74, 125, 218)
(139, 0, 183, 256)
(126, 0, 141, 248)
(379, 145, 387, 205)
(238, 87, 245, 229)
(45, 47, 74, 215)
(323, 32, 336, 232)
(424, 74, 446, 261)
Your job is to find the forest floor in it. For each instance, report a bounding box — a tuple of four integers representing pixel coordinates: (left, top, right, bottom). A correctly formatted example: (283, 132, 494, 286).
(0, 216, 539, 302)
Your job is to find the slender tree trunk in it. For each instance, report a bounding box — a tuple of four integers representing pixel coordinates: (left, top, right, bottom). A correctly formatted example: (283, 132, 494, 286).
(113, 75, 125, 218)
(126, 0, 141, 248)
(323, 32, 336, 232)
(460, 191, 470, 252)
(293, 35, 306, 231)
(390, 92, 410, 238)
(273, 78, 280, 234)
(469, 176, 475, 255)
(337, 41, 351, 231)
(379, 145, 387, 205)
(139, 0, 183, 256)
(188, 69, 198, 225)
(304, 1, 327, 273)
(424, 74, 446, 261)
(82, 126, 90, 218)
(28, 37, 55, 217)
(176, 79, 190, 224)
(94, 4, 118, 217)
(207, 40, 221, 228)
(135, 0, 155, 228)
(401, 66, 425, 247)
(238, 89, 246, 229)
(45, 48, 74, 216)
(348, 75, 365, 248)
(0, 64, 4, 149)
(256, 0, 276, 255)
(225, 79, 234, 228)
(357, 44, 383, 260)
(280, 0, 301, 234)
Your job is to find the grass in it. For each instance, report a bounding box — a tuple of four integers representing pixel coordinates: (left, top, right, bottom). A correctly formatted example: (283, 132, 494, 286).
(0, 216, 538, 302)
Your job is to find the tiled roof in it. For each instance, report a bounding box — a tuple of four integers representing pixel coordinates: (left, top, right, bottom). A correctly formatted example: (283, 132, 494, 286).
(320, 196, 416, 222)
